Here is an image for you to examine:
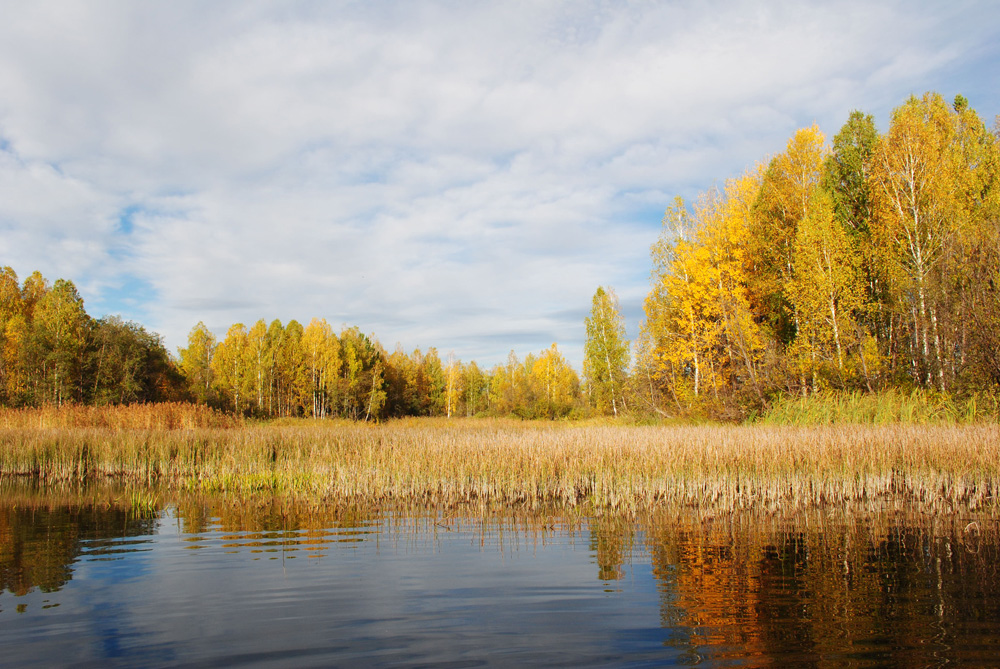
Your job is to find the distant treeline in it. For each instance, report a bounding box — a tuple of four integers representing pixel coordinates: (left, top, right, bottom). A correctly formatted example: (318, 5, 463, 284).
(177, 320, 583, 420)
(636, 92, 1000, 418)
(0, 267, 588, 419)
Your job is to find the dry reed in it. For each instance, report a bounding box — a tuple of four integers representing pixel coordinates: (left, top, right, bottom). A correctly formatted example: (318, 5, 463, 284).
(0, 403, 240, 430)
(1, 408, 998, 512)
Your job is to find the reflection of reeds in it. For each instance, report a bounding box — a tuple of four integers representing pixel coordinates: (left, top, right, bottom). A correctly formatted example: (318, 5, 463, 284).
(1, 413, 999, 511)
(126, 488, 160, 518)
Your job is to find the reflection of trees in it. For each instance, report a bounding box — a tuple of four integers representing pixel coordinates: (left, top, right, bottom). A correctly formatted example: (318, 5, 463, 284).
(644, 510, 1000, 665)
(1, 490, 594, 590)
(589, 515, 636, 581)
(0, 503, 154, 597)
(648, 518, 766, 658)
(174, 496, 377, 536)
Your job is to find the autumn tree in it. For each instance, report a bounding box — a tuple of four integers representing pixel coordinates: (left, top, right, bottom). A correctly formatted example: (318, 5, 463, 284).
(642, 198, 711, 408)
(489, 351, 531, 416)
(28, 279, 89, 406)
(0, 267, 24, 403)
(528, 343, 580, 418)
(211, 323, 250, 414)
(244, 320, 272, 415)
(338, 326, 386, 420)
(786, 191, 864, 390)
(301, 318, 340, 418)
(444, 352, 461, 418)
(274, 319, 307, 417)
(748, 125, 827, 345)
(178, 322, 217, 405)
(584, 286, 629, 416)
(383, 346, 418, 417)
(460, 360, 489, 416)
(868, 93, 972, 389)
(641, 172, 767, 416)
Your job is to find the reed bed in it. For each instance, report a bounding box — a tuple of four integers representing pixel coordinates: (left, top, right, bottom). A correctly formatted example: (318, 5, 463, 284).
(2, 415, 999, 512)
(760, 389, 999, 425)
(0, 402, 240, 430)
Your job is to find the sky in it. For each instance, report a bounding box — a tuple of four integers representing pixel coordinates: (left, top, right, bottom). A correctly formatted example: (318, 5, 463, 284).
(1, 1, 998, 369)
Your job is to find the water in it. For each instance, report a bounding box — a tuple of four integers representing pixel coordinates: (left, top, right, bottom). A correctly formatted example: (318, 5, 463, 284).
(2, 492, 999, 667)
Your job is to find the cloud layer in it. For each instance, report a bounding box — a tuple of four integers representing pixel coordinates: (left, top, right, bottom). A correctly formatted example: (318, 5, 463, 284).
(1, 1, 997, 367)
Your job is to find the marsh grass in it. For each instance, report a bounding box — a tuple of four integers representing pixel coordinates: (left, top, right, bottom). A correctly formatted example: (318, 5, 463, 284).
(0, 403, 239, 430)
(760, 389, 1000, 425)
(2, 406, 998, 512)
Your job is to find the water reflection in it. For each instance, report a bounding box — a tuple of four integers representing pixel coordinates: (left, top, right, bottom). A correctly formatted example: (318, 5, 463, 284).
(647, 509, 1000, 665)
(0, 494, 156, 599)
(1, 483, 999, 666)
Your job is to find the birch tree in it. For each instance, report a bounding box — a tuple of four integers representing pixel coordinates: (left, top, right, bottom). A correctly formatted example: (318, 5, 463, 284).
(584, 286, 629, 416)
(787, 192, 864, 389)
(869, 93, 962, 389)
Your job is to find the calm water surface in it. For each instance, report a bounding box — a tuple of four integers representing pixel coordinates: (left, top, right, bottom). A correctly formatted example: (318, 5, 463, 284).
(2, 492, 999, 667)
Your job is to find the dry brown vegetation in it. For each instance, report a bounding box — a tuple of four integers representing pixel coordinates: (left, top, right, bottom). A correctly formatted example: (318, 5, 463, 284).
(0, 402, 239, 430)
(0, 406, 997, 512)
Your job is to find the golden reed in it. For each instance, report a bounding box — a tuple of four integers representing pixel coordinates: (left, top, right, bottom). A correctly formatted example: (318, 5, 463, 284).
(1, 407, 997, 512)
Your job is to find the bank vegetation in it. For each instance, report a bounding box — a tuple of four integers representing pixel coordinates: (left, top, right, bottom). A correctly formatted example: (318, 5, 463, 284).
(0, 405, 996, 513)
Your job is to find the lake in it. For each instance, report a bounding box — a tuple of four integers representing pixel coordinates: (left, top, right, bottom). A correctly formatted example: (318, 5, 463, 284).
(2, 488, 999, 667)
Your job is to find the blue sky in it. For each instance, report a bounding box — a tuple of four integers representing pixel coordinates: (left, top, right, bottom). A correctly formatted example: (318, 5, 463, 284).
(1, 1, 998, 368)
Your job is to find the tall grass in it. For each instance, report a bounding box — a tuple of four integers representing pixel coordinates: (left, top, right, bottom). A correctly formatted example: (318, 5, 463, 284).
(0, 402, 240, 430)
(2, 409, 998, 512)
(760, 389, 1000, 425)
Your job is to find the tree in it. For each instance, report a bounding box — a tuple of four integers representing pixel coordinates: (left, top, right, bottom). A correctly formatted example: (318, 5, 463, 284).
(822, 110, 891, 371)
(461, 360, 489, 416)
(869, 93, 964, 389)
(275, 319, 307, 417)
(418, 348, 446, 416)
(211, 323, 250, 414)
(643, 198, 718, 407)
(444, 352, 461, 418)
(641, 173, 768, 415)
(489, 351, 529, 416)
(338, 327, 385, 420)
(178, 322, 217, 405)
(748, 125, 828, 345)
(0, 267, 23, 403)
(21, 271, 48, 321)
(528, 343, 580, 418)
(88, 316, 183, 404)
(584, 286, 629, 416)
(786, 192, 864, 390)
(824, 111, 879, 238)
(29, 279, 89, 406)
(301, 318, 339, 418)
(262, 319, 286, 416)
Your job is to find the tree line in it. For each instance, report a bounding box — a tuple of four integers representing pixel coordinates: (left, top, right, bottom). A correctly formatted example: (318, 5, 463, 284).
(178, 319, 585, 420)
(635, 92, 1000, 418)
(0, 266, 619, 420)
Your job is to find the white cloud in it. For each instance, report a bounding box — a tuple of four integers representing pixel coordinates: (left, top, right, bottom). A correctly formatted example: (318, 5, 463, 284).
(0, 0, 997, 368)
